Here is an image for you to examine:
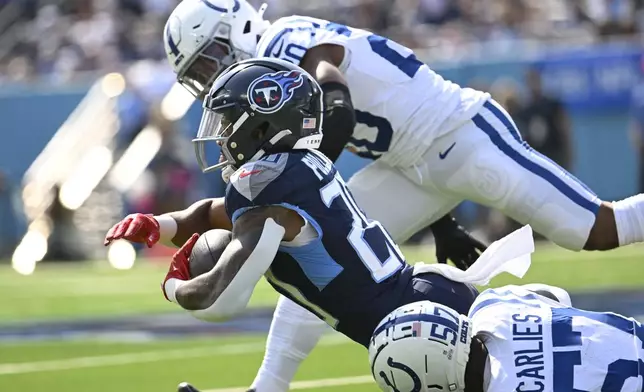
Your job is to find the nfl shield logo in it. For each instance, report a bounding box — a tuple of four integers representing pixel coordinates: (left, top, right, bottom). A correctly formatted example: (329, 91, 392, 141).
(411, 322, 422, 337)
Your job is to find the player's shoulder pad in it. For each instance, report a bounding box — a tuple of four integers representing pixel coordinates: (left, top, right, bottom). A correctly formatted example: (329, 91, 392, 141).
(228, 153, 291, 202)
(468, 287, 511, 319)
(470, 285, 553, 319)
(271, 15, 310, 27)
(468, 288, 517, 340)
(257, 16, 314, 60)
(256, 16, 350, 61)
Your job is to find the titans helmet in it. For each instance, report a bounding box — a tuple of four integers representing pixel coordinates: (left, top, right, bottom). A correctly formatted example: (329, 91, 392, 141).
(193, 58, 324, 174)
(369, 301, 473, 392)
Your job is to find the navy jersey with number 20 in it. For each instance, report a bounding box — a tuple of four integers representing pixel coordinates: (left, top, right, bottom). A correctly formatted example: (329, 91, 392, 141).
(225, 150, 417, 346)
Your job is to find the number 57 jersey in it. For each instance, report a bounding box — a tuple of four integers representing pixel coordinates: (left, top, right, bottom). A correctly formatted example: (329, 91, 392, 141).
(469, 286, 644, 392)
(255, 16, 490, 166)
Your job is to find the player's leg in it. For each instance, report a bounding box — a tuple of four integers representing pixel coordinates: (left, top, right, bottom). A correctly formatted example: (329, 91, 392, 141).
(474, 100, 644, 250)
(346, 160, 460, 243)
(403, 272, 479, 314)
(417, 99, 644, 251)
(250, 295, 329, 392)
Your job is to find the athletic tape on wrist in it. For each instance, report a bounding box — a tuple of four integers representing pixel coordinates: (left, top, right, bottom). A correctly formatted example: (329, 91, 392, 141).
(164, 278, 186, 304)
(155, 215, 178, 246)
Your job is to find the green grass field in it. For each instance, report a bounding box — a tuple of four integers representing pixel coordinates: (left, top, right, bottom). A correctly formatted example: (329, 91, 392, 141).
(1, 242, 644, 391)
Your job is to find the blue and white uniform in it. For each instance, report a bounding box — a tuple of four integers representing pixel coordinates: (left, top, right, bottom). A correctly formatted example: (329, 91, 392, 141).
(470, 285, 644, 391)
(225, 150, 478, 346)
(257, 16, 600, 250)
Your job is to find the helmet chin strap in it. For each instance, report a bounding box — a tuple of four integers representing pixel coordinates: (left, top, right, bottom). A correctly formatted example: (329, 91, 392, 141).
(221, 165, 235, 183)
(237, 129, 292, 169)
(220, 129, 291, 181)
(268, 129, 292, 145)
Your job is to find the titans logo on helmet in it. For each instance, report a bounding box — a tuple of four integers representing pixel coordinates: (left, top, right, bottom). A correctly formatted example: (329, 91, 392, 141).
(247, 71, 304, 114)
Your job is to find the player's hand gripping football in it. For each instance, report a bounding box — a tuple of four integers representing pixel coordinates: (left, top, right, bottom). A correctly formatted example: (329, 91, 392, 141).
(104, 213, 160, 248)
(162, 233, 199, 301)
(431, 214, 487, 270)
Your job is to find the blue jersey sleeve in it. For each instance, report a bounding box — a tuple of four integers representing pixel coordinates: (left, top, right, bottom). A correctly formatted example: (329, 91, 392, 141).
(225, 153, 316, 223)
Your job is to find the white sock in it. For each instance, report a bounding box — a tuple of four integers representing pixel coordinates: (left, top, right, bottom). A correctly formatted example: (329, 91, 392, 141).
(250, 295, 330, 392)
(613, 194, 644, 246)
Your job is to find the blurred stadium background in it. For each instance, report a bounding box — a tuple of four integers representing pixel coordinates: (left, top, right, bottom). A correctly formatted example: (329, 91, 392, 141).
(1, 0, 644, 391)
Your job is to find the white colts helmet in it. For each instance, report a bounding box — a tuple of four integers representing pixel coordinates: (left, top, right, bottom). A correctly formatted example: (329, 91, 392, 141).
(163, 0, 271, 98)
(369, 301, 473, 392)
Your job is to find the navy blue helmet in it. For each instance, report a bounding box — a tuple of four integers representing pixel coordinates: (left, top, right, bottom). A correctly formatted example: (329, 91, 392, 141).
(193, 58, 324, 173)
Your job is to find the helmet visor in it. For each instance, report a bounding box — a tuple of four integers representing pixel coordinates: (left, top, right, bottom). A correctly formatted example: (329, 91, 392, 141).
(193, 105, 250, 173)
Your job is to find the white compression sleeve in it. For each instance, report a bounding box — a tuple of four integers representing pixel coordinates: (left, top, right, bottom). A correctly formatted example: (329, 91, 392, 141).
(155, 215, 178, 247)
(613, 194, 644, 246)
(250, 295, 330, 392)
(190, 218, 285, 321)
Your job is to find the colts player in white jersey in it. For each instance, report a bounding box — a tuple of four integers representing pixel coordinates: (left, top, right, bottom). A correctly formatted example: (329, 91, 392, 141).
(105, 0, 644, 391)
(370, 286, 644, 392)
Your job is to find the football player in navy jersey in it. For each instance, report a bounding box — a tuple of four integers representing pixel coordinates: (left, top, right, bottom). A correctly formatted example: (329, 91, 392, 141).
(106, 2, 490, 390)
(155, 58, 480, 392)
(106, 0, 644, 390)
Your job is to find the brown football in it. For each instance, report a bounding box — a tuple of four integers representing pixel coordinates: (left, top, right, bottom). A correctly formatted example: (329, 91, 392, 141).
(189, 229, 232, 278)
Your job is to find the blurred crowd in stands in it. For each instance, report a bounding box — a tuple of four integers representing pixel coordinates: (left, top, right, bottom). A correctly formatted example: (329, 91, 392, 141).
(2, 0, 644, 85)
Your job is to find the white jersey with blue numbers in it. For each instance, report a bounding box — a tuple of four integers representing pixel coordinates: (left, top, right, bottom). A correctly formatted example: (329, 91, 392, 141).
(469, 286, 644, 392)
(256, 16, 490, 167)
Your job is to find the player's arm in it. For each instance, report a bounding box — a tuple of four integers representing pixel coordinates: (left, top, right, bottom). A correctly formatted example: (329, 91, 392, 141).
(161, 197, 232, 246)
(104, 197, 231, 248)
(299, 45, 485, 269)
(164, 206, 304, 319)
(300, 44, 356, 162)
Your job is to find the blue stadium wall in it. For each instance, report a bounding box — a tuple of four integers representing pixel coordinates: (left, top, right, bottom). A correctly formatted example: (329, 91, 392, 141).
(0, 86, 87, 184)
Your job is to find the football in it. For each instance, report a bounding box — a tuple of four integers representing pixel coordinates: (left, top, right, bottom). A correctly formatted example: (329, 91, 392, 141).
(189, 229, 232, 278)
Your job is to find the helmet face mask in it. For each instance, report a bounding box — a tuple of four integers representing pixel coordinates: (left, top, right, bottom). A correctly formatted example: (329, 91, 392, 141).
(193, 100, 244, 174)
(177, 21, 250, 99)
(164, 0, 271, 100)
(193, 58, 324, 175)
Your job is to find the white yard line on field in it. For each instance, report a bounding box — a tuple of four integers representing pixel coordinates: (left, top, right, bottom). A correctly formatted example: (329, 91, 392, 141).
(0, 345, 256, 376)
(0, 335, 350, 376)
(202, 375, 374, 392)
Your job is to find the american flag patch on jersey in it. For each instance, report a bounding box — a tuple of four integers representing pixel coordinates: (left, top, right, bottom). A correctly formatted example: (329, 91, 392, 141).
(302, 118, 316, 129)
(411, 322, 422, 337)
